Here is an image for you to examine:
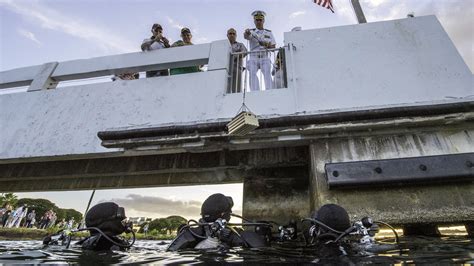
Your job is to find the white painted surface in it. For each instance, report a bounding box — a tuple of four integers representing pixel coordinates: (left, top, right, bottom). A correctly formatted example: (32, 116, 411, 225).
(0, 70, 296, 159)
(52, 42, 212, 81)
(284, 16, 472, 112)
(0, 16, 472, 160)
(0, 42, 213, 88)
(28, 62, 58, 91)
(0, 64, 43, 89)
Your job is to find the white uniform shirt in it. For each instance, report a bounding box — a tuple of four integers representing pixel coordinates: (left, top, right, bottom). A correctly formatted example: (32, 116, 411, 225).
(248, 28, 276, 52)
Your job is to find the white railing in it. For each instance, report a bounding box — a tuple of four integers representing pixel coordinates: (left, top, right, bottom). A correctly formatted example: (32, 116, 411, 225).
(0, 40, 230, 92)
(228, 47, 287, 93)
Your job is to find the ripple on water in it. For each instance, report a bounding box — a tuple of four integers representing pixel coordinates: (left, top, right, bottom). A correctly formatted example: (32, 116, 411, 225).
(0, 237, 473, 264)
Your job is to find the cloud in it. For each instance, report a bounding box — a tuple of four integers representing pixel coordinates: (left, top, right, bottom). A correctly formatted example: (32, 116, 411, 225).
(18, 29, 41, 46)
(364, 0, 389, 9)
(166, 16, 186, 31)
(289, 10, 306, 19)
(104, 193, 243, 220)
(105, 194, 203, 219)
(164, 16, 209, 44)
(0, 0, 136, 54)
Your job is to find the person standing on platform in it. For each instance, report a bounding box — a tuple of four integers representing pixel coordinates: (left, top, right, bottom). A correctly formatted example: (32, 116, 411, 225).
(170, 28, 201, 75)
(141, 23, 171, 77)
(227, 28, 247, 92)
(244, 10, 276, 91)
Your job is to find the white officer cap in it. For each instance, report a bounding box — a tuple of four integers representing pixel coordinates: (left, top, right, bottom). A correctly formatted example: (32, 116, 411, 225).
(252, 10, 266, 19)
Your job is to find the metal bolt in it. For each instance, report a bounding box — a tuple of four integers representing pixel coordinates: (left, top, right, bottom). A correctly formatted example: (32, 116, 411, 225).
(332, 171, 339, 177)
(466, 161, 473, 168)
(419, 164, 427, 171)
(374, 167, 382, 174)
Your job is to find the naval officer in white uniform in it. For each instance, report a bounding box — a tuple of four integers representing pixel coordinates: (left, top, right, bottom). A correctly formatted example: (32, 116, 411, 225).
(244, 10, 276, 91)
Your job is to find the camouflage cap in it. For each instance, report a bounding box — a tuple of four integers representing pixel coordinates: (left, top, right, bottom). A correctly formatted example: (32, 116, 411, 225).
(181, 27, 191, 34)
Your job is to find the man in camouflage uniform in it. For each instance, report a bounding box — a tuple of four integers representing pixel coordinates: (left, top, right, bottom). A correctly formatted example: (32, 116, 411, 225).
(227, 28, 247, 92)
(170, 28, 200, 75)
(244, 10, 276, 91)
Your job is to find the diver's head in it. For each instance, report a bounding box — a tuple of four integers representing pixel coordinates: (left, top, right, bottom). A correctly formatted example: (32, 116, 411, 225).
(201, 193, 234, 222)
(85, 202, 128, 236)
(311, 204, 351, 242)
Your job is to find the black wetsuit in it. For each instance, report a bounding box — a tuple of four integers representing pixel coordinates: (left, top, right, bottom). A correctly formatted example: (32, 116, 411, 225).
(167, 224, 268, 251)
(76, 234, 129, 251)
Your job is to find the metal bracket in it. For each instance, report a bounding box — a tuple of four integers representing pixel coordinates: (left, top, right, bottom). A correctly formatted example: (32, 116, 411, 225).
(28, 62, 59, 92)
(325, 153, 474, 189)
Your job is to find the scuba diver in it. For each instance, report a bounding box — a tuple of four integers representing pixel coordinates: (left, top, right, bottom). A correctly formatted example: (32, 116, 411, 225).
(302, 204, 399, 257)
(167, 193, 271, 251)
(43, 202, 135, 251)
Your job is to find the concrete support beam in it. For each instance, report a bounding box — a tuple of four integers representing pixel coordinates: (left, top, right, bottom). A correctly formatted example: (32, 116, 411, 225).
(309, 129, 474, 225)
(402, 224, 441, 236)
(0, 147, 308, 192)
(465, 222, 474, 237)
(243, 166, 310, 226)
(0, 169, 243, 191)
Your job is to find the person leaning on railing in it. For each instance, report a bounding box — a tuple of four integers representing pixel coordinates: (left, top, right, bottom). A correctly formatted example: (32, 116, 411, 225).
(141, 23, 171, 77)
(227, 28, 247, 93)
(170, 28, 201, 75)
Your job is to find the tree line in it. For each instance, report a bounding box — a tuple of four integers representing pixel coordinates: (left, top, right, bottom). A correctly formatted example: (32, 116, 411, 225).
(140, 215, 187, 235)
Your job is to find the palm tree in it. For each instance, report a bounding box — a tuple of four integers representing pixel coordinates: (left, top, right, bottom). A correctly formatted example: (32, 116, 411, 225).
(0, 193, 18, 206)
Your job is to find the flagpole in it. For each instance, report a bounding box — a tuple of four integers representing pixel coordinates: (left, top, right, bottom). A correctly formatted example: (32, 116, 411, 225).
(351, 0, 367, 24)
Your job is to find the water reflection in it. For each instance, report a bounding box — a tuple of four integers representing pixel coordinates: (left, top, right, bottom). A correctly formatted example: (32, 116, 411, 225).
(0, 236, 473, 264)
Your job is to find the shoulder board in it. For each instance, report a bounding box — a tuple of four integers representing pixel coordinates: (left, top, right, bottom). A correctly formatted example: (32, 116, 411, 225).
(264, 29, 272, 32)
(251, 28, 256, 30)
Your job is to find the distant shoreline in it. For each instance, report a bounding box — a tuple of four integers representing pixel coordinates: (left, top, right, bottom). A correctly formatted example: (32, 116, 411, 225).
(0, 228, 174, 241)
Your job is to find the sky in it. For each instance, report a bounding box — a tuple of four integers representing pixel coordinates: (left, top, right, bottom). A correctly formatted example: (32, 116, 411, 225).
(1, 0, 473, 220)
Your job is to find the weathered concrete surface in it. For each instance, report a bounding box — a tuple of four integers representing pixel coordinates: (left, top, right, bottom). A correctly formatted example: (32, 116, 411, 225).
(243, 166, 310, 226)
(310, 129, 474, 225)
(0, 147, 308, 192)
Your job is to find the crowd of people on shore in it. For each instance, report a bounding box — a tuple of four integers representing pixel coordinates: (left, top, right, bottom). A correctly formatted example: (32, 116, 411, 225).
(115, 10, 287, 91)
(0, 203, 76, 230)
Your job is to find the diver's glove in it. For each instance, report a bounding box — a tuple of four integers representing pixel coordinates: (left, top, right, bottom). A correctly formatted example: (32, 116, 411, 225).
(218, 227, 232, 243)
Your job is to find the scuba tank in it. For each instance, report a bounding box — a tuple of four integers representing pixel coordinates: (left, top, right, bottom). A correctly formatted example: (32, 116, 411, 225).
(195, 237, 220, 249)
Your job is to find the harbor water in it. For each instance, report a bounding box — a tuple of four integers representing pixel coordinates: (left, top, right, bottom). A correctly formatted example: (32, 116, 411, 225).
(0, 236, 473, 264)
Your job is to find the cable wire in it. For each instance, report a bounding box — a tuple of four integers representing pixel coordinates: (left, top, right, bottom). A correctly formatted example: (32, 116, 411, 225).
(374, 221, 399, 245)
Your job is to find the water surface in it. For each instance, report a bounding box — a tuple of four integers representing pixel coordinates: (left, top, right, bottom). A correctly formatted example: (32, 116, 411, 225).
(0, 236, 472, 264)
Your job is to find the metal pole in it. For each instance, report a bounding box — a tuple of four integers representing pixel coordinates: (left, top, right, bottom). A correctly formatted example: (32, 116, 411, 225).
(351, 0, 367, 24)
(84, 190, 96, 214)
(80, 189, 95, 228)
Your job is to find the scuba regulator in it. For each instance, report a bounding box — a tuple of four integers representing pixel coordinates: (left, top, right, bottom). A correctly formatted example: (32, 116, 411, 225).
(302, 204, 399, 247)
(43, 202, 136, 250)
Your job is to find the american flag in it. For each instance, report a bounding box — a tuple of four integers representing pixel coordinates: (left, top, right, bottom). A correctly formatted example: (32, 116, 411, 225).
(314, 0, 335, 13)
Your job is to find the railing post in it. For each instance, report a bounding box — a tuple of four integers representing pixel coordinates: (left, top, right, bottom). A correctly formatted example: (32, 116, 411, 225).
(28, 62, 59, 92)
